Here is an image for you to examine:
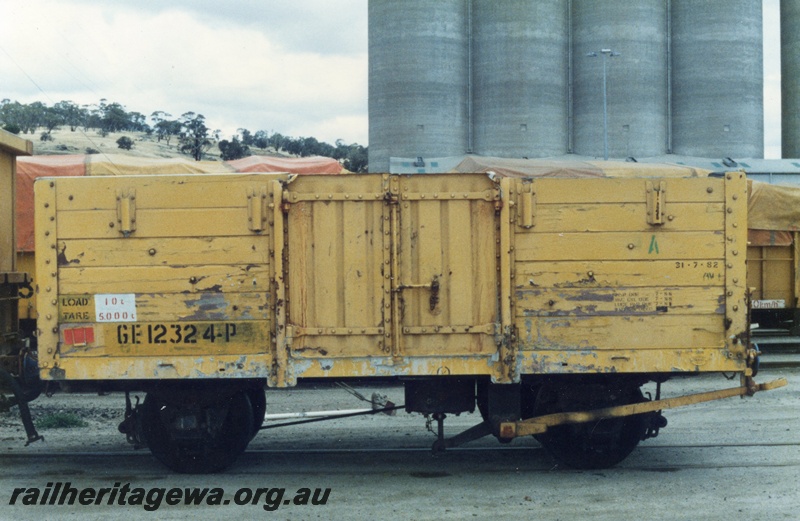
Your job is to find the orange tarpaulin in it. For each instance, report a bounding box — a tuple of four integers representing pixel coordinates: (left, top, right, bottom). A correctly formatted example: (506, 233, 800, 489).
(747, 229, 794, 247)
(226, 155, 345, 174)
(16, 156, 86, 252)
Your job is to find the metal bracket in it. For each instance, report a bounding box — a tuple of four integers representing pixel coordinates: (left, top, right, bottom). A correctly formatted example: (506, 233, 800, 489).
(646, 181, 665, 225)
(116, 189, 136, 236)
(396, 275, 440, 312)
(247, 187, 268, 232)
(518, 182, 535, 228)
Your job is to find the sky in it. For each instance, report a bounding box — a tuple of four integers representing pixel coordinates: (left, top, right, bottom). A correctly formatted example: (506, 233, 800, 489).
(0, 0, 784, 156)
(0, 0, 369, 146)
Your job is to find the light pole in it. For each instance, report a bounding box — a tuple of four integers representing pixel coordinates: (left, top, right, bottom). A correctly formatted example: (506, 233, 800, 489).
(587, 49, 620, 160)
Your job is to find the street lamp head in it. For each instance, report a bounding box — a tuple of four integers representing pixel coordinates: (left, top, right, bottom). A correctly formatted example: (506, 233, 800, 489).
(587, 51, 598, 57)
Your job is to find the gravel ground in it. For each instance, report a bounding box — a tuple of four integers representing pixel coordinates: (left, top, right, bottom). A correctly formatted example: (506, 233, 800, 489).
(1, 368, 798, 521)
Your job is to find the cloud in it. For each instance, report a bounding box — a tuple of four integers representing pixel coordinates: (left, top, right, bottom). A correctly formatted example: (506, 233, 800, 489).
(0, 0, 368, 145)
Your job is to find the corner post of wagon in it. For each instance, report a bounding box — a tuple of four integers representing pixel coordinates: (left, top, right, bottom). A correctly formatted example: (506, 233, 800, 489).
(724, 172, 756, 376)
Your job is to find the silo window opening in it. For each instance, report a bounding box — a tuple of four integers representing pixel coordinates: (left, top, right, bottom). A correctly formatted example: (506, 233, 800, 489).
(417, 125, 425, 132)
(520, 124, 528, 132)
(622, 125, 630, 132)
(723, 125, 731, 132)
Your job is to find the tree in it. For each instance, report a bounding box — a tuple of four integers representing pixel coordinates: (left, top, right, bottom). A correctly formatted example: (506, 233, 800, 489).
(218, 136, 250, 160)
(178, 112, 213, 161)
(116, 136, 134, 150)
(0, 101, 26, 132)
(151, 112, 180, 145)
(41, 105, 64, 134)
(155, 120, 181, 145)
(53, 100, 82, 131)
(2, 123, 20, 134)
(12, 101, 46, 134)
(268, 132, 288, 152)
(344, 145, 368, 173)
(83, 103, 103, 131)
(237, 128, 254, 146)
(128, 111, 148, 132)
(253, 130, 269, 149)
(100, 102, 129, 133)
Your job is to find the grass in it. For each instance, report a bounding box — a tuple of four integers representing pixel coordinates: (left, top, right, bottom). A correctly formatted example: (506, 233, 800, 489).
(26, 128, 286, 159)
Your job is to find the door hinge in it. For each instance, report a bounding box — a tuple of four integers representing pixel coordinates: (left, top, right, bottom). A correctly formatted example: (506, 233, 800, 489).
(247, 187, 269, 232)
(116, 188, 136, 236)
(518, 182, 535, 229)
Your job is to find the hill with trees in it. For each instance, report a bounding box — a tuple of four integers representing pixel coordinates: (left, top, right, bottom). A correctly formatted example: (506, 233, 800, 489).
(0, 98, 368, 172)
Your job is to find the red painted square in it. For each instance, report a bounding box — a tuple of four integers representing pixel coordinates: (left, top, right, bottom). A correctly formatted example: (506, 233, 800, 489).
(73, 328, 86, 345)
(63, 327, 94, 347)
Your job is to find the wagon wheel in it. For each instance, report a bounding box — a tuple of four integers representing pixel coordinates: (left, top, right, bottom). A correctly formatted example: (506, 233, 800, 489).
(534, 382, 648, 470)
(141, 389, 254, 474)
(247, 387, 266, 439)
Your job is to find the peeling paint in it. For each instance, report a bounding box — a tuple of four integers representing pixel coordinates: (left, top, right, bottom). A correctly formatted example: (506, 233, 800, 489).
(182, 293, 229, 321)
(294, 346, 329, 356)
(56, 245, 81, 266)
(48, 366, 66, 380)
(565, 291, 613, 302)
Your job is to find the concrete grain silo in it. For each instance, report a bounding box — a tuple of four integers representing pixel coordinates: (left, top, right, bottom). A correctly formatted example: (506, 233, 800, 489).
(368, 0, 469, 173)
(471, 0, 568, 157)
(671, 0, 764, 157)
(367, 0, 766, 170)
(782, 0, 800, 158)
(572, 0, 668, 158)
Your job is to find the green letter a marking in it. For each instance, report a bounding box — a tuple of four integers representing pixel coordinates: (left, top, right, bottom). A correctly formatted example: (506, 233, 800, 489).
(648, 235, 659, 254)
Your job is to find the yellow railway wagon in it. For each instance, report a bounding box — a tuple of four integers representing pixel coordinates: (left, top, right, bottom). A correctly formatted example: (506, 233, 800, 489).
(33, 169, 783, 472)
(745, 180, 800, 337)
(747, 231, 799, 333)
(0, 130, 41, 446)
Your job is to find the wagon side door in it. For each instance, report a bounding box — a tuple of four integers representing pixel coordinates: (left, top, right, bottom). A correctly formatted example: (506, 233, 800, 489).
(392, 174, 502, 367)
(281, 175, 390, 384)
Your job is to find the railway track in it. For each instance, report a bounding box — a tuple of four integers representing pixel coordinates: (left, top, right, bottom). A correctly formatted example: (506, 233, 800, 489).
(2, 440, 799, 460)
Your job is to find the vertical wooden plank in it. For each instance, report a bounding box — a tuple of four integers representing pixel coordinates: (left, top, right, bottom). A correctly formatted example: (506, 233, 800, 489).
(497, 177, 514, 382)
(470, 200, 488, 326)
(34, 178, 59, 374)
(794, 232, 800, 307)
(288, 202, 311, 329)
(417, 200, 442, 328)
(724, 172, 749, 359)
(272, 180, 288, 387)
(447, 200, 472, 326)
(342, 201, 367, 327)
(312, 202, 339, 327)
